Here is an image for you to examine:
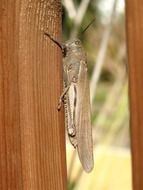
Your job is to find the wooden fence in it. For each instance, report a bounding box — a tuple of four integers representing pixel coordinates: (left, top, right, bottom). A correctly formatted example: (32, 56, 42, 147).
(126, 0, 143, 189)
(0, 0, 67, 189)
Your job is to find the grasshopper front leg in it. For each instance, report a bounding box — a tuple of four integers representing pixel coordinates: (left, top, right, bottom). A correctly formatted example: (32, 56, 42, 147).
(57, 84, 71, 110)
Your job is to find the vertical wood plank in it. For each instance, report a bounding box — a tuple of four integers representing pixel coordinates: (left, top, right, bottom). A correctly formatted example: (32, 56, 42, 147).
(126, 0, 143, 189)
(0, 0, 67, 189)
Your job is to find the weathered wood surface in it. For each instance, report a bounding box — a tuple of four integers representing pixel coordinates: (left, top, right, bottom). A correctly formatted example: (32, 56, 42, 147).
(0, 0, 67, 189)
(126, 0, 143, 189)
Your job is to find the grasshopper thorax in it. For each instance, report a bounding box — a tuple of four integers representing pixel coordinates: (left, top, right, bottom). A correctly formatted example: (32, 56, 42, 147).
(63, 39, 83, 57)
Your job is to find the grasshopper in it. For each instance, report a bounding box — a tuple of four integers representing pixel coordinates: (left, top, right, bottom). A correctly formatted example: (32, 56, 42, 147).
(44, 22, 94, 172)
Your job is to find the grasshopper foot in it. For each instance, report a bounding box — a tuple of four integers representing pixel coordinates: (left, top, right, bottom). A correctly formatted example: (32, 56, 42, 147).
(57, 102, 62, 111)
(57, 97, 63, 111)
(69, 137, 77, 148)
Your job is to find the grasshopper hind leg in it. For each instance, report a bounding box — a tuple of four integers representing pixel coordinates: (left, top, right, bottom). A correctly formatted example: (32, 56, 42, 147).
(69, 84, 77, 148)
(63, 94, 77, 148)
(64, 96, 76, 138)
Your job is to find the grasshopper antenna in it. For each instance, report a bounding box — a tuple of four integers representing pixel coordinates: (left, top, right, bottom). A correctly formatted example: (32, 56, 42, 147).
(81, 18, 95, 35)
(44, 32, 63, 51)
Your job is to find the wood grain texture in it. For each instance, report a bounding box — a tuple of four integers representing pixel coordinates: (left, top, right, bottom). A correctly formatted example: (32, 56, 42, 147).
(126, 0, 143, 189)
(0, 0, 67, 189)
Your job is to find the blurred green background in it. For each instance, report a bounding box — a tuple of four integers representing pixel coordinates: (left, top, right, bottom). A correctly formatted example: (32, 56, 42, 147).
(62, 0, 131, 189)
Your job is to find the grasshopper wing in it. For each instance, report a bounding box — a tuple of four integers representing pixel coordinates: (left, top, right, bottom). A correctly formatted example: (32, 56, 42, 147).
(75, 60, 94, 172)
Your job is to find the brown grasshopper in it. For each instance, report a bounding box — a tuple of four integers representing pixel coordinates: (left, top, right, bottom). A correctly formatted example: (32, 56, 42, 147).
(44, 22, 94, 172)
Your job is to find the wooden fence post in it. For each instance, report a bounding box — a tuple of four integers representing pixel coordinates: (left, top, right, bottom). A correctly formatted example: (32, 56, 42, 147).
(126, 0, 143, 189)
(0, 0, 67, 189)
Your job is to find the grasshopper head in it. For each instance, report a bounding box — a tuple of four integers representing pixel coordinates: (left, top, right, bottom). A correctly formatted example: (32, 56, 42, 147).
(63, 39, 83, 57)
(65, 39, 82, 49)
